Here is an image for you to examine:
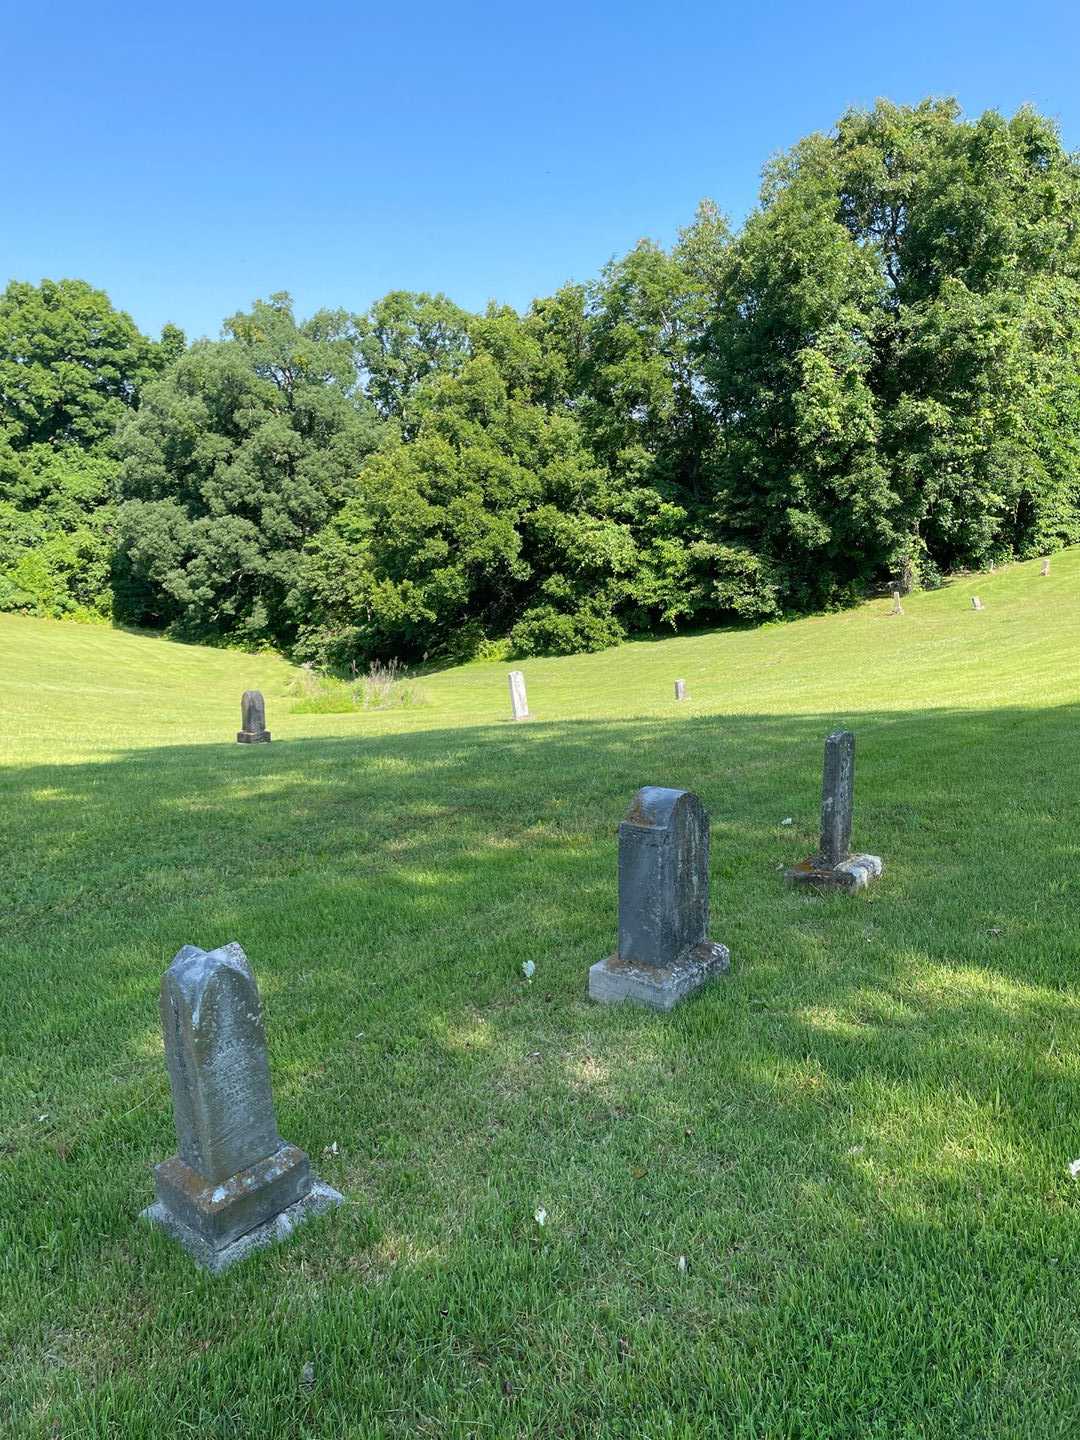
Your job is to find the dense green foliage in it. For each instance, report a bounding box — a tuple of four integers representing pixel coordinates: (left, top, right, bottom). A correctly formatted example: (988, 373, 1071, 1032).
(0, 278, 182, 618)
(115, 295, 381, 645)
(4, 100, 1080, 656)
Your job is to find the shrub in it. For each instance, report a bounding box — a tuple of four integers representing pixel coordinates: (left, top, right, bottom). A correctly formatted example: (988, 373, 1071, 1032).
(509, 604, 626, 656)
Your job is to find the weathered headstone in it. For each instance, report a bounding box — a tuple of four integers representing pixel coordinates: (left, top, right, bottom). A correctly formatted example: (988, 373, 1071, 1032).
(674, 679, 687, 701)
(971, 596, 983, 611)
(142, 943, 341, 1272)
(785, 731, 882, 892)
(589, 787, 730, 1011)
(508, 670, 529, 721)
(1042, 558, 1051, 576)
(237, 690, 271, 744)
(891, 590, 903, 615)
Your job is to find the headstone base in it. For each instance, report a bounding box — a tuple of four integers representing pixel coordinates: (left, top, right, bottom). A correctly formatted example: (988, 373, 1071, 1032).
(142, 1178, 343, 1274)
(143, 1142, 340, 1270)
(237, 729, 271, 744)
(785, 853, 883, 892)
(588, 940, 731, 1012)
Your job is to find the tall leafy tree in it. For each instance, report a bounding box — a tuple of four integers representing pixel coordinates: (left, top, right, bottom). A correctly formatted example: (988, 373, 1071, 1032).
(0, 439, 116, 617)
(298, 308, 703, 663)
(695, 135, 897, 610)
(356, 291, 471, 427)
(698, 98, 1080, 604)
(0, 278, 170, 450)
(115, 294, 381, 643)
(0, 278, 182, 619)
(838, 101, 1080, 569)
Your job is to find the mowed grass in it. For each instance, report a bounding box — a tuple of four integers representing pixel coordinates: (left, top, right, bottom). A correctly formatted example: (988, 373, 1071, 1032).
(3, 556, 1080, 1438)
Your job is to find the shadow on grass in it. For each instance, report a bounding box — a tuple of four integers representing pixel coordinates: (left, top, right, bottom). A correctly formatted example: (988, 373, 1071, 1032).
(5, 703, 1080, 1434)
(5, 700, 1079, 1121)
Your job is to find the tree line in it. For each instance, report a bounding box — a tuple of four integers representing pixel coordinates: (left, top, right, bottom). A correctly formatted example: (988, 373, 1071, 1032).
(4, 99, 1080, 664)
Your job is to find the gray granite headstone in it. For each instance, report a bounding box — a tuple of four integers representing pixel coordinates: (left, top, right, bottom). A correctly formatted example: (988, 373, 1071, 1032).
(971, 596, 983, 611)
(819, 729, 854, 868)
(785, 730, 882, 892)
(142, 943, 341, 1272)
(674, 679, 687, 701)
(508, 670, 528, 721)
(237, 690, 271, 744)
(589, 787, 730, 1011)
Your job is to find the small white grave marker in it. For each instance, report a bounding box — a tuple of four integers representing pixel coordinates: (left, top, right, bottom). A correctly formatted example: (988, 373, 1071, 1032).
(508, 670, 529, 721)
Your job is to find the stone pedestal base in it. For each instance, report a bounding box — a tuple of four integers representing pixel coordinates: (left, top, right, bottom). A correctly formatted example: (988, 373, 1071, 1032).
(785, 853, 883, 892)
(237, 729, 271, 744)
(142, 1142, 342, 1272)
(588, 940, 731, 1012)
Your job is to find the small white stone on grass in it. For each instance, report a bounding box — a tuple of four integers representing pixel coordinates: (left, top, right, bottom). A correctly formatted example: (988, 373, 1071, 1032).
(534, 1206, 547, 1226)
(521, 960, 536, 982)
(781, 818, 793, 826)
(676, 1254, 688, 1273)
(1069, 1159, 1080, 1178)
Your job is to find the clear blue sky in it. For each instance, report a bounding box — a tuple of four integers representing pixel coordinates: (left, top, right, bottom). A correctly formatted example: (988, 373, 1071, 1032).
(6, 0, 1080, 341)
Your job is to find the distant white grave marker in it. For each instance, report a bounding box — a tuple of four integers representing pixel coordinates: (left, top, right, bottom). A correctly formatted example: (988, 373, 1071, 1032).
(508, 670, 529, 721)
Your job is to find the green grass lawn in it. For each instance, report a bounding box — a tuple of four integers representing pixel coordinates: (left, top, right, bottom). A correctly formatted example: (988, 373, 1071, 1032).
(3, 556, 1080, 1438)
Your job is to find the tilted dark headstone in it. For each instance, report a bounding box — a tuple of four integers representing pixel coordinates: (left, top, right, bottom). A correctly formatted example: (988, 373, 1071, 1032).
(674, 679, 687, 701)
(508, 670, 528, 721)
(819, 729, 854, 868)
(237, 690, 271, 744)
(589, 787, 730, 1011)
(785, 730, 882, 892)
(142, 943, 341, 1272)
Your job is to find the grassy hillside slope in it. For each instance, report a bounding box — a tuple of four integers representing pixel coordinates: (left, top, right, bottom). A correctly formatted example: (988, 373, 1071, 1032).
(3, 554, 1080, 1438)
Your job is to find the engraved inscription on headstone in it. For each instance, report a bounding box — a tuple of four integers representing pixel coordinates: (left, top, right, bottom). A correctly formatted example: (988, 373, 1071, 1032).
(237, 690, 271, 744)
(785, 730, 882, 892)
(142, 943, 341, 1272)
(508, 671, 529, 721)
(589, 787, 730, 1011)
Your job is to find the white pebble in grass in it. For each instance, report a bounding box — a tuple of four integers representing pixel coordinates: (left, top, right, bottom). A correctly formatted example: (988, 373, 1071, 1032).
(521, 960, 536, 982)
(676, 1255, 688, 1273)
(781, 818, 794, 826)
(534, 1206, 547, 1226)
(1069, 1159, 1080, 1178)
